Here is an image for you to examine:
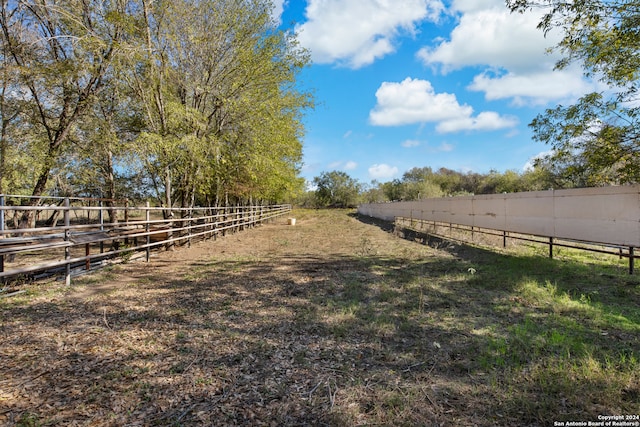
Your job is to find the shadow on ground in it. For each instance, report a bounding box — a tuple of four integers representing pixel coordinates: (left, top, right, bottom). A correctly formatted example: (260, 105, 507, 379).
(1, 210, 638, 426)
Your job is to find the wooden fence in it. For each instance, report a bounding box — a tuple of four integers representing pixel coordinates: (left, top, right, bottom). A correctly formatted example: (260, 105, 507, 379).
(0, 195, 291, 286)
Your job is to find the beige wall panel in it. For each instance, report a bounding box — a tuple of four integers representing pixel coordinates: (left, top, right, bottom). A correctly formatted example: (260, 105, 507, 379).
(449, 197, 474, 225)
(428, 199, 454, 223)
(358, 185, 640, 247)
(400, 199, 441, 222)
(504, 192, 555, 235)
(384, 204, 409, 220)
(554, 188, 639, 222)
(553, 187, 640, 245)
(554, 218, 639, 246)
(471, 196, 506, 230)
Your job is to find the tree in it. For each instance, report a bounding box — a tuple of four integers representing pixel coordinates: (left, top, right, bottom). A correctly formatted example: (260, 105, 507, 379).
(478, 169, 525, 194)
(380, 179, 403, 201)
(0, 0, 311, 216)
(0, 34, 33, 195)
(433, 168, 464, 195)
(527, 92, 640, 185)
(0, 0, 127, 206)
(125, 0, 310, 211)
(361, 180, 389, 203)
(507, 0, 640, 184)
(401, 167, 443, 199)
(313, 171, 361, 208)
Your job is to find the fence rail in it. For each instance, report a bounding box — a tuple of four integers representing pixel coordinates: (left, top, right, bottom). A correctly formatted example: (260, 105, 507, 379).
(359, 186, 640, 274)
(394, 216, 637, 274)
(0, 196, 291, 286)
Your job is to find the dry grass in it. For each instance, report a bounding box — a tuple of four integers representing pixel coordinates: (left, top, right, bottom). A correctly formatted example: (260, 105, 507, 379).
(1, 209, 638, 426)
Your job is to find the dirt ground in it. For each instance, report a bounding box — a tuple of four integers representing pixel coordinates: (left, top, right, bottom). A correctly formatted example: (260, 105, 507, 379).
(1, 209, 637, 426)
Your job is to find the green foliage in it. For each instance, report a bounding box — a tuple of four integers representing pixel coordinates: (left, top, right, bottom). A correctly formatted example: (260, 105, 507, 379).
(0, 0, 311, 205)
(0, 0, 129, 200)
(507, 0, 640, 185)
(310, 166, 564, 206)
(313, 171, 362, 208)
(128, 0, 310, 206)
(529, 92, 640, 185)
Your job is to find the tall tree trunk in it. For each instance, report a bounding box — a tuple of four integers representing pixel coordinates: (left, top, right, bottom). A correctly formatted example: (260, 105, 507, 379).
(105, 149, 117, 224)
(163, 165, 174, 250)
(19, 145, 61, 229)
(163, 165, 173, 219)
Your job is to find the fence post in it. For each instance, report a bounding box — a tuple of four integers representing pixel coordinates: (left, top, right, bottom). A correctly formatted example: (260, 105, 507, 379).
(214, 207, 219, 237)
(64, 198, 71, 286)
(0, 195, 4, 280)
(99, 200, 104, 254)
(549, 237, 554, 259)
(503, 231, 507, 248)
(187, 208, 192, 248)
(124, 198, 129, 246)
(146, 202, 150, 262)
(207, 207, 212, 239)
(222, 207, 227, 236)
(84, 201, 90, 270)
(630, 247, 635, 275)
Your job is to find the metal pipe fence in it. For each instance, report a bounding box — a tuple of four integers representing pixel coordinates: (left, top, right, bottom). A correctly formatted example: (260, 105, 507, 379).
(394, 216, 637, 274)
(0, 196, 291, 286)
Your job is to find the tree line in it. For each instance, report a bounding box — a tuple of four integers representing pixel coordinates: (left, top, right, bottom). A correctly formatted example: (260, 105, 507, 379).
(303, 166, 561, 208)
(0, 0, 311, 220)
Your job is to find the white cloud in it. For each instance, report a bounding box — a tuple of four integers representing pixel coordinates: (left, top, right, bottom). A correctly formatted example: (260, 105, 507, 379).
(343, 130, 353, 139)
(271, 0, 287, 24)
(417, 0, 595, 105)
(523, 150, 554, 171)
(369, 164, 399, 180)
(369, 77, 517, 133)
(436, 111, 519, 133)
(328, 160, 358, 171)
(418, 2, 558, 74)
(344, 161, 358, 170)
(296, 0, 445, 68)
(468, 67, 594, 106)
(452, 0, 504, 13)
(370, 78, 471, 126)
(402, 139, 421, 148)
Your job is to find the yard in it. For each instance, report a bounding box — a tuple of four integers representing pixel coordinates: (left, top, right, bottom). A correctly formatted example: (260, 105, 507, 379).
(1, 209, 638, 426)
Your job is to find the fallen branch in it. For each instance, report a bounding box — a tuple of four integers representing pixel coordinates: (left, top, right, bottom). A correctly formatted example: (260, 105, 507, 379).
(103, 307, 111, 329)
(327, 382, 338, 410)
(176, 403, 198, 422)
(402, 361, 427, 373)
(308, 381, 322, 399)
(0, 290, 26, 299)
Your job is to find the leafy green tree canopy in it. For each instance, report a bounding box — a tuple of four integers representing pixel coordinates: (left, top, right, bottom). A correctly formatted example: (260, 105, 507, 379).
(313, 171, 361, 208)
(0, 0, 312, 208)
(507, 0, 640, 185)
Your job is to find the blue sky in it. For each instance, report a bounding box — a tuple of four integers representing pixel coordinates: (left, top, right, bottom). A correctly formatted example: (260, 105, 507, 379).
(273, 0, 599, 185)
